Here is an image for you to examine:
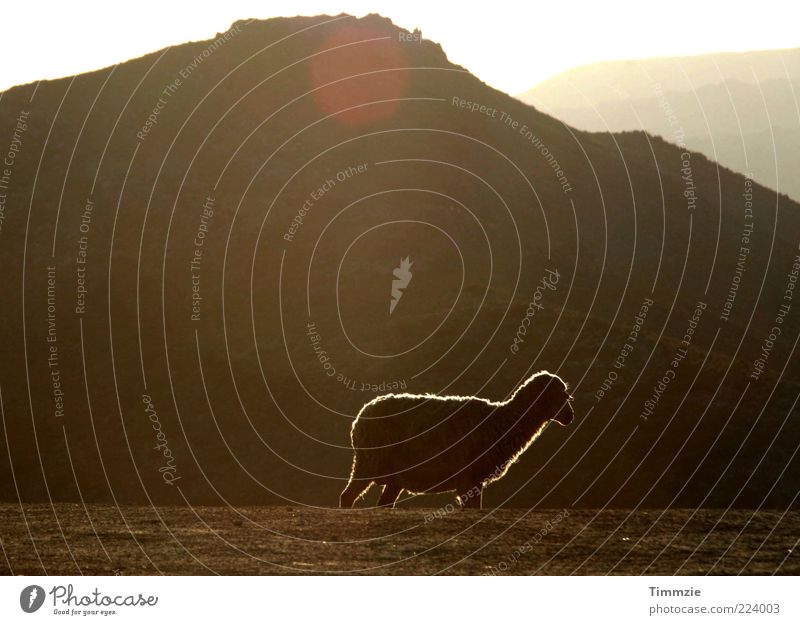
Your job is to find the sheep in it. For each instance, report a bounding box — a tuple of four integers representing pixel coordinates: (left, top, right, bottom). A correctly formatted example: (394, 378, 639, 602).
(339, 371, 574, 509)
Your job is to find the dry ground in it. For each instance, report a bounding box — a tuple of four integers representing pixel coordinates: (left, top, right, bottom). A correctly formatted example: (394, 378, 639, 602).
(0, 504, 797, 575)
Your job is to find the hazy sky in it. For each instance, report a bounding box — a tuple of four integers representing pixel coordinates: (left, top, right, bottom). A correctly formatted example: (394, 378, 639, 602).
(4, 0, 798, 95)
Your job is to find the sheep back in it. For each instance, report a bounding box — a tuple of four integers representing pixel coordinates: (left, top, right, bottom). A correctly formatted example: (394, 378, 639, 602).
(349, 393, 531, 494)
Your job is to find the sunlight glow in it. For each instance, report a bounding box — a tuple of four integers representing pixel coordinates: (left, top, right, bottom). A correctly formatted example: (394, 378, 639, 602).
(4, 0, 799, 95)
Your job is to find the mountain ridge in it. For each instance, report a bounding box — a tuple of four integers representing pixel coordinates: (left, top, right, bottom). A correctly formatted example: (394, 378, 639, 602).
(518, 47, 800, 201)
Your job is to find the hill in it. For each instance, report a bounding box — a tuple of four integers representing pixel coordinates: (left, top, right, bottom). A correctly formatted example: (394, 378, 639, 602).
(517, 48, 800, 201)
(0, 14, 798, 509)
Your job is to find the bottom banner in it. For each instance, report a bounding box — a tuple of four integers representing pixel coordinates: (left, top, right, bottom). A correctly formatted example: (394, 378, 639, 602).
(1, 576, 796, 623)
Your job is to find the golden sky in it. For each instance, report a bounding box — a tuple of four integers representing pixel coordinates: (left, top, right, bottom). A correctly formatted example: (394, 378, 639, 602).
(4, 0, 798, 94)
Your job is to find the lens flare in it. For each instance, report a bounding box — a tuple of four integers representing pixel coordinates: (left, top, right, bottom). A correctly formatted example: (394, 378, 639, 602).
(309, 21, 411, 127)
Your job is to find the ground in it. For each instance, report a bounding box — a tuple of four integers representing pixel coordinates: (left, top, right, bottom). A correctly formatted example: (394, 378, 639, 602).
(0, 505, 796, 575)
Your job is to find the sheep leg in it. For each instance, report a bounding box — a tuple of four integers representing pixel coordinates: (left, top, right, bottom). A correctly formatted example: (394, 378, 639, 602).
(376, 483, 402, 508)
(340, 478, 371, 508)
(457, 484, 483, 509)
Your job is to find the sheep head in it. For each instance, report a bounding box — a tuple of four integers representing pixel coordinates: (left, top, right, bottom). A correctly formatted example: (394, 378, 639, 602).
(517, 371, 575, 426)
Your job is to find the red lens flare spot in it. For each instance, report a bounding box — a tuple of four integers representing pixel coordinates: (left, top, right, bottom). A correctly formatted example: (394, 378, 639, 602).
(309, 22, 411, 127)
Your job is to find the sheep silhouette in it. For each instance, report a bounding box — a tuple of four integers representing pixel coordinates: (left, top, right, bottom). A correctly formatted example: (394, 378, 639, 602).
(339, 371, 574, 509)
